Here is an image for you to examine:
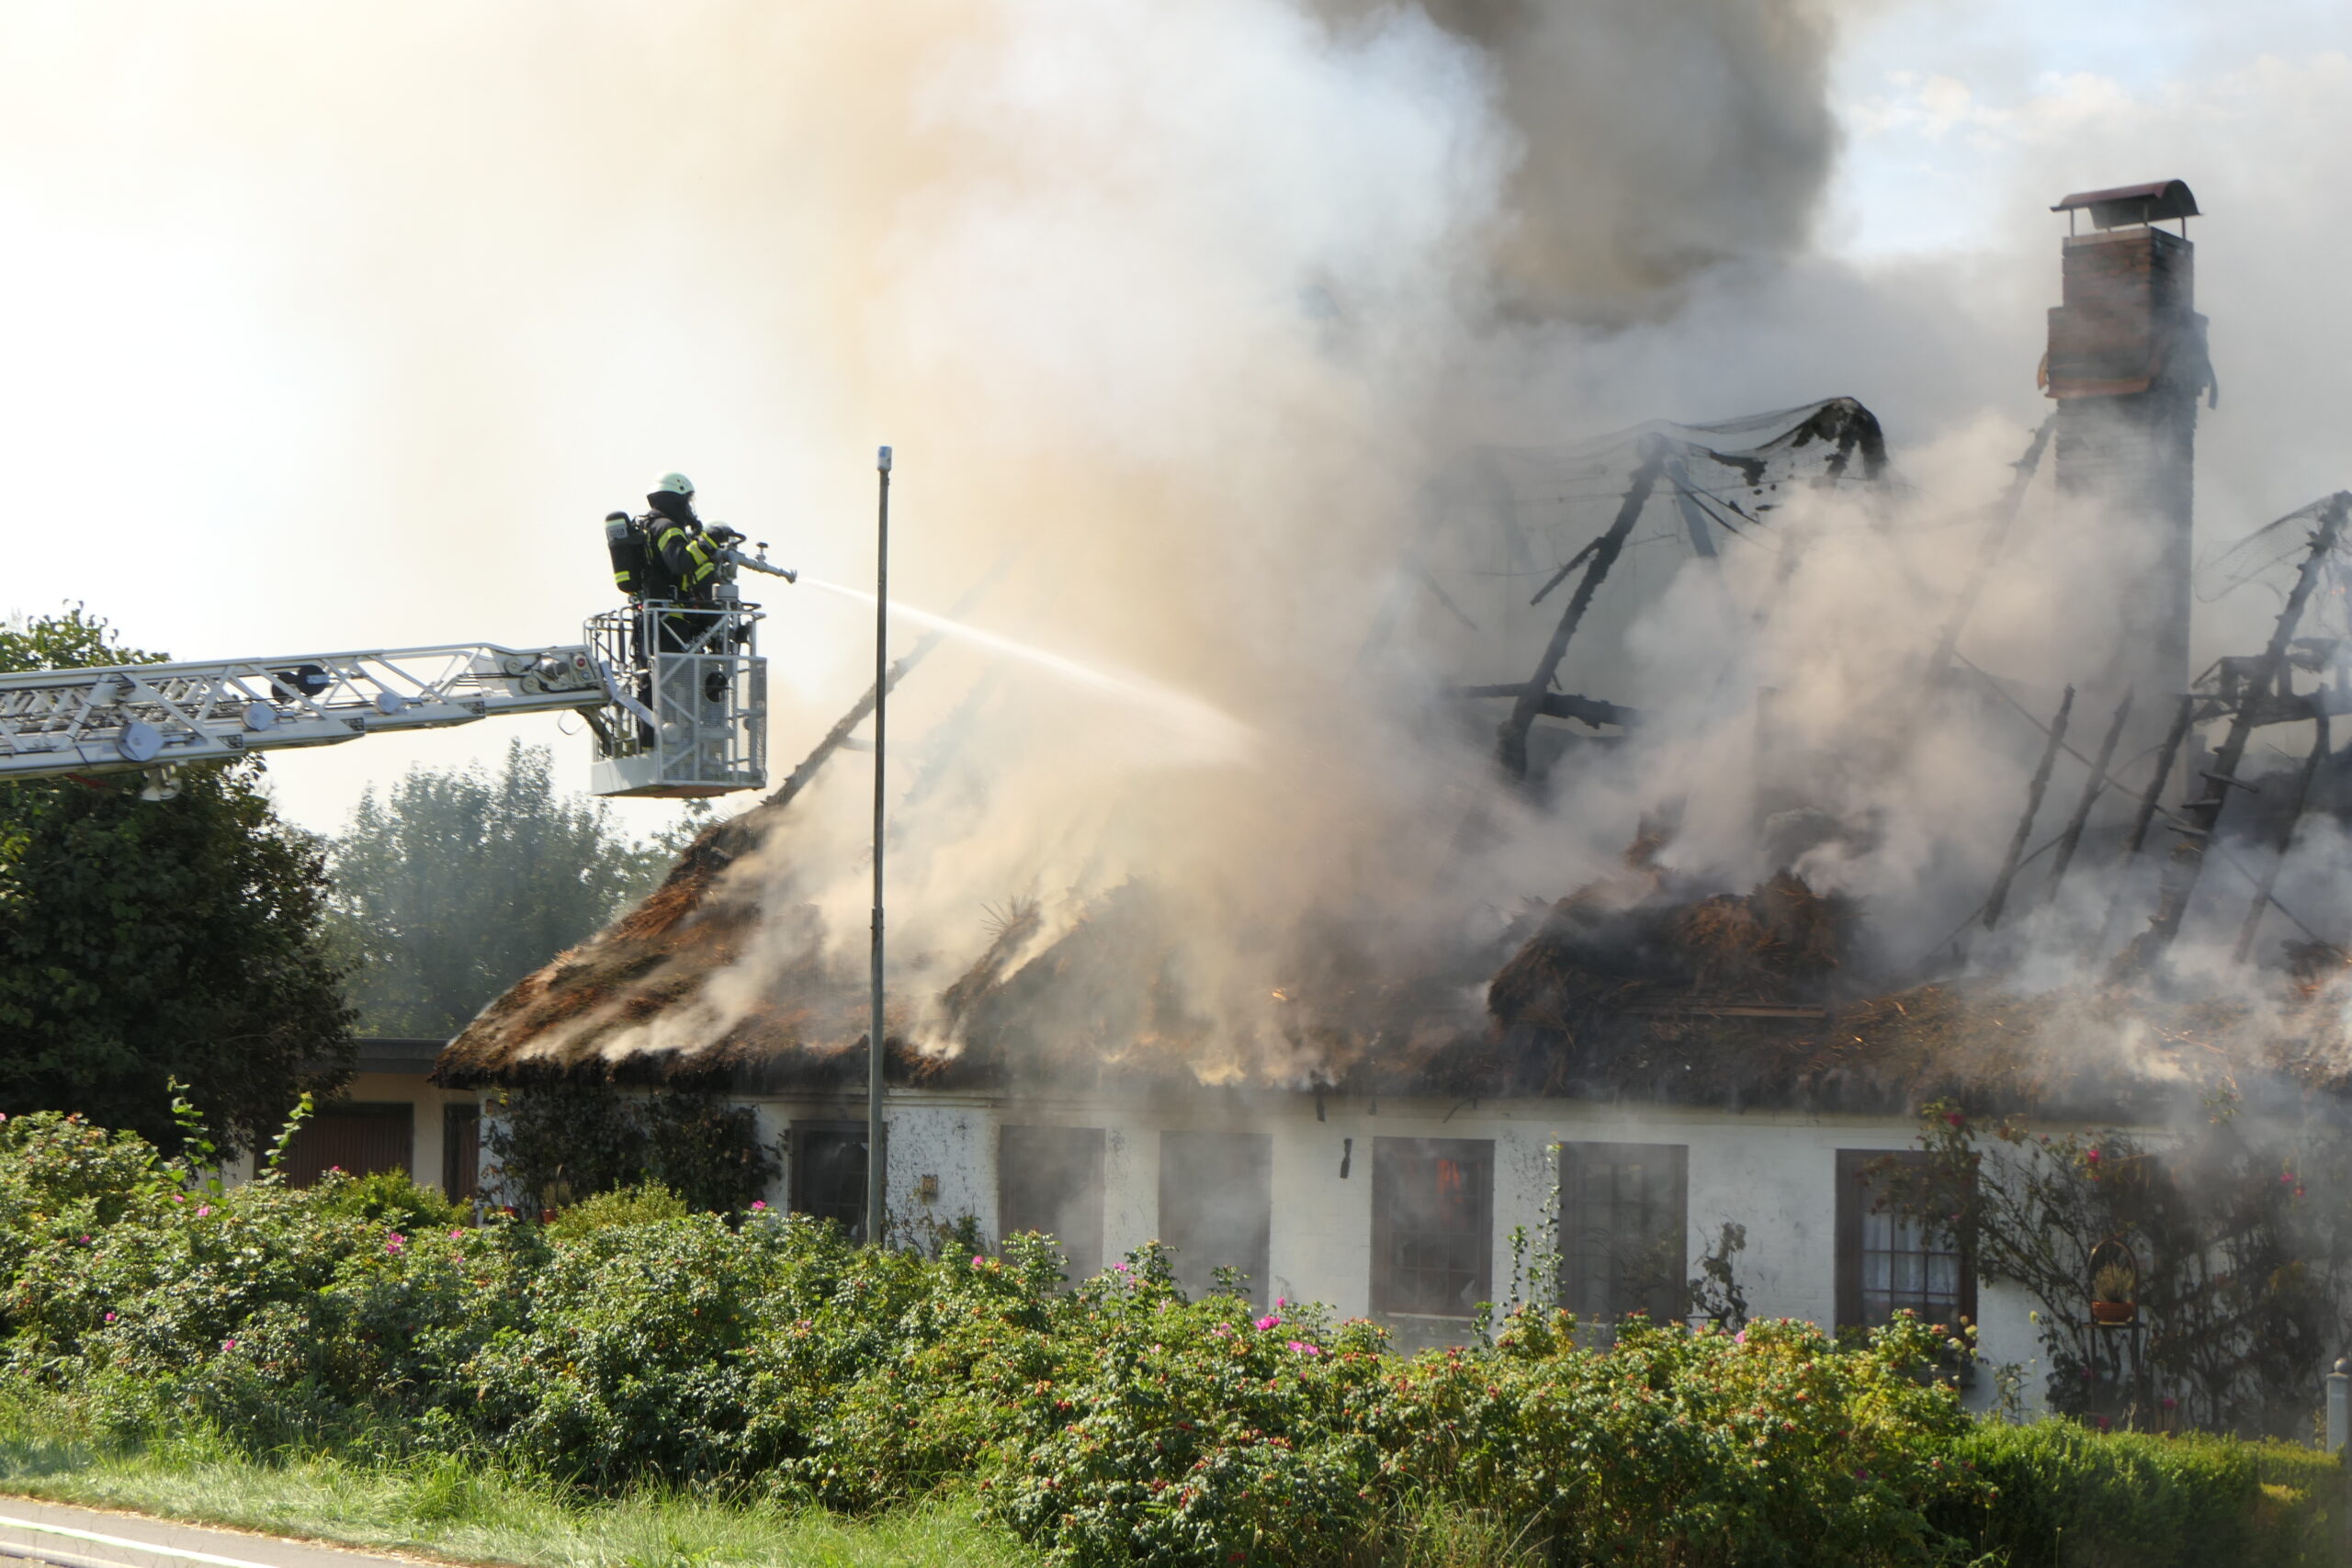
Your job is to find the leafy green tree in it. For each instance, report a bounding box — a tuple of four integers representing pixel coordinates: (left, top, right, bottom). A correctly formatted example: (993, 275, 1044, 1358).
(327, 740, 699, 1037)
(0, 607, 354, 1156)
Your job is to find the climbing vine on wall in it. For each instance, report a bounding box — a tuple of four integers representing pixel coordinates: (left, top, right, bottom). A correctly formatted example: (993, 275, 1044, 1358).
(483, 1081, 776, 1215)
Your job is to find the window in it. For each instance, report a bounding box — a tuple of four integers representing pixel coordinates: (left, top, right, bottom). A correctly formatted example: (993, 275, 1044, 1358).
(1836, 1149, 1973, 1330)
(284, 1102, 413, 1187)
(443, 1104, 481, 1201)
(1372, 1137, 1492, 1320)
(1000, 1125, 1106, 1280)
(1558, 1142, 1687, 1326)
(790, 1121, 869, 1241)
(1159, 1131, 1272, 1304)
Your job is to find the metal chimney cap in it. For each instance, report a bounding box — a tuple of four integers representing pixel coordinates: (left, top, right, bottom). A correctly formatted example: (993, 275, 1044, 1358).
(2051, 179, 2199, 230)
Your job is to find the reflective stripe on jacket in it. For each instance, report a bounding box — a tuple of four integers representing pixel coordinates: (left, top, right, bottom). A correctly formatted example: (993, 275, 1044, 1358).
(657, 524, 719, 595)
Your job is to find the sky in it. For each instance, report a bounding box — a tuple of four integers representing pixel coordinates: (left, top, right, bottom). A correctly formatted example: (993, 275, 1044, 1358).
(1826, 0, 2346, 259)
(2, 0, 2346, 845)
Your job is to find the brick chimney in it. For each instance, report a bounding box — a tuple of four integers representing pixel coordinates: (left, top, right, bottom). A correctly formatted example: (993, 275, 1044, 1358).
(2042, 178, 2214, 711)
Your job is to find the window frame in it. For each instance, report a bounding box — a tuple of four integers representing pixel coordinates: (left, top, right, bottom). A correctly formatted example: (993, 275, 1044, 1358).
(999, 1124, 1108, 1280)
(1835, 1148, 1976, 1332)
(789, 1119, 870, 1242)
(1158, 1129, 1272, 1305)
(1370, 1135, 1495, 1321)
(1556, 1140, 1689, 1327)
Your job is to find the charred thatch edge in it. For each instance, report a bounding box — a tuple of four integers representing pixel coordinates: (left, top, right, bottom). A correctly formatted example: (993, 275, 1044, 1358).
(427, 1024, 2241, 1124)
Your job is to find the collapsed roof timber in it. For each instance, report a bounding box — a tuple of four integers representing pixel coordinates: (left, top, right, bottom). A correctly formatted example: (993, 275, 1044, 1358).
(436, 185, 2352, 1124)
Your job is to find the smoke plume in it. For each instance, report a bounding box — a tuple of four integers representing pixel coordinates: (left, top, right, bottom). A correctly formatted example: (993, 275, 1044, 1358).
(6, 2, 2352, 1086)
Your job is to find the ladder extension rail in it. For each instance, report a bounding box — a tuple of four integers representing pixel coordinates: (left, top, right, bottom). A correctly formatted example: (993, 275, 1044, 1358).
(0, 643, 608, 782)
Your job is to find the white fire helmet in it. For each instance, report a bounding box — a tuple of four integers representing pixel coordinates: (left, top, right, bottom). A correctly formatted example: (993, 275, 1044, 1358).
(655, 472, 695, 497)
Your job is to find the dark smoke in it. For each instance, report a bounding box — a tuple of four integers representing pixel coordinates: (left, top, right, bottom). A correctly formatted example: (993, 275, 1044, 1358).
(1323, 0, 1847, 315)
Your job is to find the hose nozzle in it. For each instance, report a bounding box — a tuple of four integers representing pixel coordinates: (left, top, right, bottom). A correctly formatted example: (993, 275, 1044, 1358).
(724, 547, 797, 584)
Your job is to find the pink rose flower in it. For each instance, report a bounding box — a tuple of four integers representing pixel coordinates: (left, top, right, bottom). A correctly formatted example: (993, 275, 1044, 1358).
(751, 1201, 767, 1211)
(104, 1313, 116, 1324)
(196, 1205, 211, 1216)
(1256, 1315, 1281, 1331)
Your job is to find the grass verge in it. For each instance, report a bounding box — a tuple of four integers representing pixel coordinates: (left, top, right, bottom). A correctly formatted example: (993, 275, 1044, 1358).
(0, 1408, 1043, 1568)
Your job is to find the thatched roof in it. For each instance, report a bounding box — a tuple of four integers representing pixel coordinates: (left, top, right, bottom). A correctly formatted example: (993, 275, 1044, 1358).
(435, 806, 2352, 1121)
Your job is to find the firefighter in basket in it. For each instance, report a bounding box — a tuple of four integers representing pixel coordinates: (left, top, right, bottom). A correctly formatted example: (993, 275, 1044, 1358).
(608, 472, 722, 640)
(602, 472, 796, 741)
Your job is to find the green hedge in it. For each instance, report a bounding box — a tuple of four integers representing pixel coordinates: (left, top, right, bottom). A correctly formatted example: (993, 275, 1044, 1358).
(1, 1110, 2341, 1567)
(1933, 1422, 2342, 1568)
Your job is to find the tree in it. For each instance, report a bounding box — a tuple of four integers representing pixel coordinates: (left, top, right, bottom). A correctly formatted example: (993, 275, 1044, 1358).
(0, 607, 354, 1156)
(326, 739, 699, 1037)
(1885, 1098, 2352, 1438)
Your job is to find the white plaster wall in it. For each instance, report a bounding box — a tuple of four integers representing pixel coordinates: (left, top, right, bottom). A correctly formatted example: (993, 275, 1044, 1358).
(888, 1100, 996, 1244)
(732, 1087, 2056, 1413)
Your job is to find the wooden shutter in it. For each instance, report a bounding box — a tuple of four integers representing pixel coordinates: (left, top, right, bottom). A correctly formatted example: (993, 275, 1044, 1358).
(442, 1104, 481, 1199)
(286, 1103, 413, 1188)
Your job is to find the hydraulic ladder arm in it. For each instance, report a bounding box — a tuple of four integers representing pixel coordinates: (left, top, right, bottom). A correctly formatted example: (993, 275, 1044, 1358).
(0, 641, 630, 784)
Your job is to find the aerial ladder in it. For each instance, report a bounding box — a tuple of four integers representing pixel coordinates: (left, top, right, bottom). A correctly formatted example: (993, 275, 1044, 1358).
(0, 538, 798, 800)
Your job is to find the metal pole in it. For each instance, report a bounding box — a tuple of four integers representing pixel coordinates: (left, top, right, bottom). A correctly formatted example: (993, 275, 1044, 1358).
(866, 445, 892, 1246)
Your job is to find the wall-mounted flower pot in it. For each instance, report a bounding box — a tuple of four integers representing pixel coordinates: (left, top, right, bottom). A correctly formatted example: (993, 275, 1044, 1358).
(2089, 1299, 2137, 1326)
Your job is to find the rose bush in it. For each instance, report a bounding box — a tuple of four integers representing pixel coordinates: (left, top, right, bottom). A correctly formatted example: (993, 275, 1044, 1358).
(0, 1111, 2337, 1567)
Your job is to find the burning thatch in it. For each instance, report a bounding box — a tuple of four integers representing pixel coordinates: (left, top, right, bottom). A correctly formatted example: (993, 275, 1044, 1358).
(437, 781, 2352, 1122)
(1481, 839, 2352, 1119)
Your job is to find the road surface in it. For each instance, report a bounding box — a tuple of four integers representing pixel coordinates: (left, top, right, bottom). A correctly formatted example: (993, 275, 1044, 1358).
(0, 1498, 441, 1568)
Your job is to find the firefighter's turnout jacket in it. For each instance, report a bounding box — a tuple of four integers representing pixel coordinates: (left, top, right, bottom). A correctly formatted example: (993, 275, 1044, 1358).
(609, 491, 721, 604)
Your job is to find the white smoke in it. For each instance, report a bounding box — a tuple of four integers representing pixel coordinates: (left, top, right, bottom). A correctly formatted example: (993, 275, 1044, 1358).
(2, 2, 2349, 1073)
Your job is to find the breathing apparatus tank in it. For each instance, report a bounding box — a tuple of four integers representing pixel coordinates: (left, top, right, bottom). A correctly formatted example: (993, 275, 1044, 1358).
(604, 511, 645, 596)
